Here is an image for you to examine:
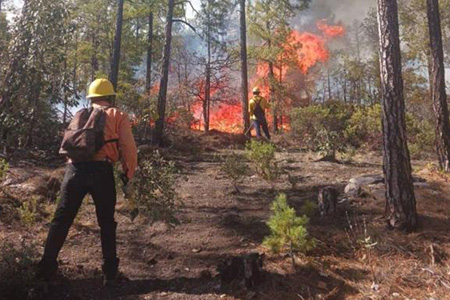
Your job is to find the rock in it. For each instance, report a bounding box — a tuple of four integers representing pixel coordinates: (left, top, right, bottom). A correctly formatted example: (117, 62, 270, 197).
(350, 174, 384, 186)
(344, 182, 361, 198)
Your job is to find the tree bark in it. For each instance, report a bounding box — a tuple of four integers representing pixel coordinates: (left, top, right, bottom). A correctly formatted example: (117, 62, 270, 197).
(110, 0, 124, 90)
(204, 3, 211, 133)
(377, 0, 417, 231)
(146, 12, 153, 95)
(239, 0, 250, 135)
(154, 0, 175, 145)
(426, 0, 450, 172)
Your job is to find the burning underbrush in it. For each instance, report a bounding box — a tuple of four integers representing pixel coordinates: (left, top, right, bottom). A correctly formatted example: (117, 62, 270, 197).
(133, 20, 347, 138)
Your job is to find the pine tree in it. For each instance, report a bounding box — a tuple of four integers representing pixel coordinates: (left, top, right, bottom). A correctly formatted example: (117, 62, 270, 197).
(248, 0, 310, 132)
(377, 0, 417, 231)
(263, 193, 315, 266)
(426, 0, 450, 172)
(196, 0, 232, 132)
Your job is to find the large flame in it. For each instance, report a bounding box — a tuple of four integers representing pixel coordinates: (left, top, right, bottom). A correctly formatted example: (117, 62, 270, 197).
(186, 20, 345, 134)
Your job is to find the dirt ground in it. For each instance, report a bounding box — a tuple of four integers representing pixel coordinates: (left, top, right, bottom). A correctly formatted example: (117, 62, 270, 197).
(1, 132, 449, 300)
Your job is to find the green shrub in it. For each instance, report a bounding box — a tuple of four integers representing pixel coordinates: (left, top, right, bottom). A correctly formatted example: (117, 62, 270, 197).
(406, 113, 435, 159)
(346, 104, 382, 149)
(130, 150, 180, 226)
(290, 102, 352, 159)
(18, 197, 38, 227)
(220, 153, 249, 193)
(245, 140, 280, 186)
(263, 193, 315, 265)
(0, 241, 39, 300)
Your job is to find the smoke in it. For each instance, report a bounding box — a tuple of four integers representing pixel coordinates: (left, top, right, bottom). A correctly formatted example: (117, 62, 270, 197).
(293, 0, 376, 30)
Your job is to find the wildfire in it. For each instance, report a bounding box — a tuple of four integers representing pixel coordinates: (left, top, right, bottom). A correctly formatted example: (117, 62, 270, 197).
(316, 19, 346, 38)
(184, 20, 345, 134)
(288, 31, 329, 74)
(191, 101, 243, 133)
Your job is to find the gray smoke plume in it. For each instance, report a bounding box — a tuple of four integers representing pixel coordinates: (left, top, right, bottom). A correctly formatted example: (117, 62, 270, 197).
(293, 0, 376, 30)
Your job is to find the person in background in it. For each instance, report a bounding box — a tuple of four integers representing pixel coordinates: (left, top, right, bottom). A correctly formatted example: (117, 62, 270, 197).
(249, 87, 271, 140)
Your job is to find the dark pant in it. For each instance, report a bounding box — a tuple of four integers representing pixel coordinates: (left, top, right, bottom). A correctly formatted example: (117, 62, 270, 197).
(253, 119, 271, 140)
(39, 161, 118, 279)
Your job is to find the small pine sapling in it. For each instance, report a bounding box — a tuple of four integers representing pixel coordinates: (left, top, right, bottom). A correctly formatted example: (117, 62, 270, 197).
(263, 193, 315, 266)
(220, 153, 248, 193)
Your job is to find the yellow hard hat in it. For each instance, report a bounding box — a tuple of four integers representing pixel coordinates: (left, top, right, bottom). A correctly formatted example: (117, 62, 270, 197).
(87, 78, 116, 99)
(252, 87, 261, 94)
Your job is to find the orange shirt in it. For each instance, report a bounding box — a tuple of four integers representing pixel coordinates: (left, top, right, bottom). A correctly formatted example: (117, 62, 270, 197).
(91, 101, 138, 179)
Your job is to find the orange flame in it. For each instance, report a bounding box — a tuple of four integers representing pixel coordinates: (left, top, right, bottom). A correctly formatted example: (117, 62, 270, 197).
(316, 19, 346, 38)
(186, 20, 345, 134)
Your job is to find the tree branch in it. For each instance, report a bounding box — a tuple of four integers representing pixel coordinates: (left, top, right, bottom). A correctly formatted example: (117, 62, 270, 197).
(174, 0, 199, 15)
(172, 19, 197, 33)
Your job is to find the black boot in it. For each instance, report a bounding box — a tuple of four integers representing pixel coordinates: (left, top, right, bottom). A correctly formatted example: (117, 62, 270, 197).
(102, 257, 119, 287)
(36, 258, 58, 282)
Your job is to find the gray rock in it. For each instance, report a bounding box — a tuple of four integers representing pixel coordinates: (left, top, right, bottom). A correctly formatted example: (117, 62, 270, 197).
(350, 174, 384, 186)
(344, 181, 361, 197)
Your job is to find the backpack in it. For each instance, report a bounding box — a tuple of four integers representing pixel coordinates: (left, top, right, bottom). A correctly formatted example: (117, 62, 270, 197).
(59, 107, 117, 161)
(253, 97, 266, 121)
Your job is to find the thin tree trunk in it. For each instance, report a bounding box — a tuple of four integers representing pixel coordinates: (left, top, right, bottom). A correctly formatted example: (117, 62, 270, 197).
(204, 7, 211, 133)
(377, 0, 417, 231)
(154, 0, 175, 145)
(110, 0, 124, 90)
(25, 71, 41, 148)
(269, 62, 277, 132)
(267, 22, 277, 133)
(239, 0, 250, 135)
(426, 0, 450, 172)
(146, 12, 154, 95)
(91, 33, 99, 81)
(327, 65, 332, 101)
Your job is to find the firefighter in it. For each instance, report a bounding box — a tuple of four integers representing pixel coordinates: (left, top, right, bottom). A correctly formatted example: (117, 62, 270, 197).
(37, 78, 138, 287)
(249, 87, 271, 140)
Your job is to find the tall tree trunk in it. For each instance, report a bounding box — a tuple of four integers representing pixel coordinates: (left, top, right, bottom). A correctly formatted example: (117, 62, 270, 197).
(267, 22, 277, 133)
(154, 0, 175, 145)
(146, 12, 153, 94)
(25, 70, 41, 148)
(204, 8, 211, 133)
(269, 62, 277, 132)
(426, 0, 450, 172)
(91, 33, 99, 81)
(110, 0, 124, 90)
(327, 65, 332, 101)
(377, 0, 417, 231)
(239, 0, 250, 135)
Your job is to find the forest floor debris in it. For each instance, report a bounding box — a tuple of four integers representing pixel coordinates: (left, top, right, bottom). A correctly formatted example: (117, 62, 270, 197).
(0, 136, 449, 300)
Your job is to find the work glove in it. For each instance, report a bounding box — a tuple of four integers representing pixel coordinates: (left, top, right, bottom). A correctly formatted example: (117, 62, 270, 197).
(120, 173, 139, 222)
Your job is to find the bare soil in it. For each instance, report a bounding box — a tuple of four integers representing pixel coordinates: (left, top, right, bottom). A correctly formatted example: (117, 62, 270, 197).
(1, 132, 449, 300)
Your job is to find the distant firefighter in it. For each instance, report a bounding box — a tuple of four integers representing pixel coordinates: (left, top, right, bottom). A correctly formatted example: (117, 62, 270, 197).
(248, 87, 271, 140)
